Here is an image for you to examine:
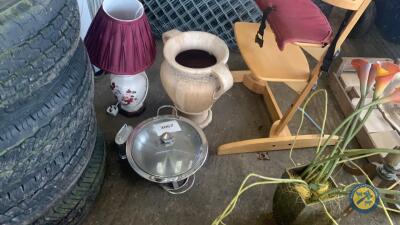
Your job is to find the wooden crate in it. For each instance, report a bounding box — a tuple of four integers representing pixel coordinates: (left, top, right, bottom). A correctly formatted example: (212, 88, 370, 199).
(328, 57, 400, 162)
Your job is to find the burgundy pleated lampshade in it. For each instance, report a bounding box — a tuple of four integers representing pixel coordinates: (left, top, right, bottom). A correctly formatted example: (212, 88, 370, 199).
(84, 0, 156, 75)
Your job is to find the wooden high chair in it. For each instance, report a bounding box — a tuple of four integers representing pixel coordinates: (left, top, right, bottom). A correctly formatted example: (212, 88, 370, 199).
(218, 0, 372, 155)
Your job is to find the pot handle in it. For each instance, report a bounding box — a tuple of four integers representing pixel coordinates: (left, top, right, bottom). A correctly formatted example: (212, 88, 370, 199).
(115, 124, 133, 160)
(162, 29, 182, 43)
(157, 105, 179, 118)
(115, 124, 133, 144)
(211, 64, 234, 100)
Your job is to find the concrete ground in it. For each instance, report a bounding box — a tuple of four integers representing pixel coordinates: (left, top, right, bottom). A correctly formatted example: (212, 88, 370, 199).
(82, 24, 400, 225)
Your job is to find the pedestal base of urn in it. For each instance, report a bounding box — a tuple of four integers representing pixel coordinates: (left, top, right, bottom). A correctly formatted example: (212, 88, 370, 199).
(180, 109, 212, 129)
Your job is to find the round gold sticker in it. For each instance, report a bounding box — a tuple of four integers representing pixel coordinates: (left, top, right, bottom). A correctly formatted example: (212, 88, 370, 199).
(349, 184, 379, 213)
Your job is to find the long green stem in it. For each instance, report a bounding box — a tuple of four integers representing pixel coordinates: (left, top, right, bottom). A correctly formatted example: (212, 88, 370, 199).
(306, 149, 385, 183)
(302, 100, 368, 180)
(290, 90, 328, 166)
(302, 100, 382, 180)
(341, 98, 374, 151)
(303, 149, 394, 183)
(319, 99, 370, 183)
(345, 106, 375, 145)
(319, 182, 358, 199)
(338, 153, 376, 163)
(304, 170, 320, 183)
(308, 148, 400, 167)
(340, 100, 366, 151)
(315, 99, 379, 156)
(321, 101, 376, 183)
(212, 174, 307, 225)
(313, 117, 354, 182)
(302, 99, 378, 179)
(319, 199, 339, 225)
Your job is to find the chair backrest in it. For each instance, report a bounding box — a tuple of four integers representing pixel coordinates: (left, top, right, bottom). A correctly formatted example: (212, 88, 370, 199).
(323, 0, 366, 10)
(323, 0, 372, 53)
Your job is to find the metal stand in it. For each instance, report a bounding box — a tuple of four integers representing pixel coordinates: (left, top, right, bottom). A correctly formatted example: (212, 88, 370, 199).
(159, 175, 196, 195)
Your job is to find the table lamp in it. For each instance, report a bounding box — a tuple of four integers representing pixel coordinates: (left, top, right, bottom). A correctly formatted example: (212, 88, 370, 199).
(84, 0, 156, 116)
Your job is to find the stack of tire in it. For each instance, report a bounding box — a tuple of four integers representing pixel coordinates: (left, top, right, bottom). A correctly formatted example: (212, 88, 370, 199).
(0, 0, 105, 225)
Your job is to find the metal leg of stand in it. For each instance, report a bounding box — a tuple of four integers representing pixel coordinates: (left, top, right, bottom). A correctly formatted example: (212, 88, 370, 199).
(159, 175, 196, 195)
(297, 107, 322, 132)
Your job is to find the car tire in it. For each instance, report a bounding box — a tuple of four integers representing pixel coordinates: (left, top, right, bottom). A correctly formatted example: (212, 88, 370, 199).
(0, 42, 96, 223)
(32, 131, 106, 225)
(0, 0, 80, 109)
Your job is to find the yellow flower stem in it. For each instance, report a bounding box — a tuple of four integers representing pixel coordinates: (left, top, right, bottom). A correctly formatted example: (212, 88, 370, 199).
(378, 205, 400, 214)
(319, 199, 339, 225)
(212, 174, 307, 225)
(388, 180, 400, 190)
(337, 153, 377, 163)
(305, 148, 400, 169)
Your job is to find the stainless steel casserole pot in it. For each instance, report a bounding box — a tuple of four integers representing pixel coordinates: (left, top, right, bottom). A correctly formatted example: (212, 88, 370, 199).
(125, 105, 208, 194)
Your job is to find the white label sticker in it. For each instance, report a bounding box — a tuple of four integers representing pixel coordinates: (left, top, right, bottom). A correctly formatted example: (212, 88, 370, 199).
(153, 120, 182, 136)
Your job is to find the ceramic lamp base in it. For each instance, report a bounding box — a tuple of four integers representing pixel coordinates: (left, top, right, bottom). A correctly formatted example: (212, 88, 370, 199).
(119, 103, 146, 117)
(180, 109, 212, 129)
(109, 72, 148, 117)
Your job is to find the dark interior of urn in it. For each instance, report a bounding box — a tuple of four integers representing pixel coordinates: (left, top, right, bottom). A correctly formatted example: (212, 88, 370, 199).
(175, 49, 217, 69)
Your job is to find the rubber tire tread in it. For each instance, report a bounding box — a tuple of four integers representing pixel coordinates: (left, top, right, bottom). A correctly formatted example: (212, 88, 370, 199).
(0, 0, 66, 52)
(0, 42, 95, 214)
(33, 131, 106, 225)
(0, 115, 97, 225)
(0, 0, 80, 109)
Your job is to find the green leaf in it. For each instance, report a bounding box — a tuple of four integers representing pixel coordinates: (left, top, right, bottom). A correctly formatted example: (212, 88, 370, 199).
(381, 196, 400, 205)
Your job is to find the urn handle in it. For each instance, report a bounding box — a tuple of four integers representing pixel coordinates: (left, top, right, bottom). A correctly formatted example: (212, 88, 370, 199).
(162, 29, 182, 43)
(211, 64, 234, 100)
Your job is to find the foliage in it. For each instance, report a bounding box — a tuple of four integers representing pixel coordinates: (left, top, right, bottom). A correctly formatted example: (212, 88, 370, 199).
(302, 60, 400, 186)
(213, 60, 400, 225)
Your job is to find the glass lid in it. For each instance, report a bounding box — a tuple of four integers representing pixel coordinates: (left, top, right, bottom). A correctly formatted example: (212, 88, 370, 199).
(129, 117, 206, 178)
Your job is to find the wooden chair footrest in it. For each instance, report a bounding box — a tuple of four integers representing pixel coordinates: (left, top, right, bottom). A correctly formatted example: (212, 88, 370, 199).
(217, 135, 339, 155)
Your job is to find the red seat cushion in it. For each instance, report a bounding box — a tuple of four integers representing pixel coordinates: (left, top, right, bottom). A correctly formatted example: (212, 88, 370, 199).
(256, 0, 333, 50)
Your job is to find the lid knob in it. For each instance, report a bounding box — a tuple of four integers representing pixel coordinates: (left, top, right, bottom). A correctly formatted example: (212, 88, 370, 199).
(160, 132, 175, 145)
